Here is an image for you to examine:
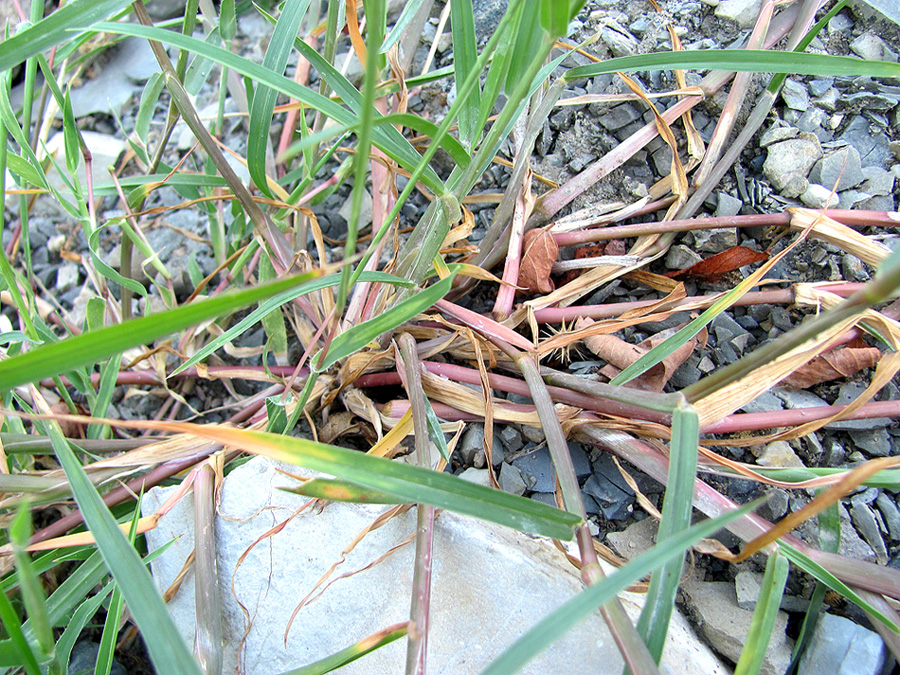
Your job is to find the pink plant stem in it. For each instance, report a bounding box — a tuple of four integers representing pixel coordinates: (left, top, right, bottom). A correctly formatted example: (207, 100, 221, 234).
(552, 210, 898, 247)
(702, 399, 900, 434)
(295, 173, 341, 207)
(29, 444, 221, 545)
(531, 284, 865, 323)
(381, 399, 482, 422)
(347, 101, 393, 326)
(492, 116, 529, 321)
(277, 36, 317, 174)
(577, 425, 900, 600)
(357, 361, 670, 423)
(228, 384, 284, 425)
(435, 299, 534, 351)
(492, 180, 526, 321)
(41, 366, 310, 389)
(357, 361, 900, 432)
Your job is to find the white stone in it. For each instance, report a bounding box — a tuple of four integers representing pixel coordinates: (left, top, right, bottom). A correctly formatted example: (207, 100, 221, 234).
(715, 0, 764, 29)
(144, 457, 728, 675)
(55, 263, 79, 293)
(754, 440, 805, 468)
(43, 130, 125, 195)
(338, 188, 373, 231)
(800, 184, 840, 210)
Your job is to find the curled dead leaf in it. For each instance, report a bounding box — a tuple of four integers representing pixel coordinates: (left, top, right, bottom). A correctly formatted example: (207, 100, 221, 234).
(583, 322, 706, 391)
(782, 347, 881, 389)
(518, 228, 558, 295)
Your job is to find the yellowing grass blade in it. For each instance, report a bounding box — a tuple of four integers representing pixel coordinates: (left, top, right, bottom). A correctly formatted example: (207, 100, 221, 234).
(789, 208, 892, 267)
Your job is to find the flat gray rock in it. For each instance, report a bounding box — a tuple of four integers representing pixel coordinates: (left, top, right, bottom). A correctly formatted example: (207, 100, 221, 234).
(800, 613, 886, 675)
(681, 573, 793, 675)
(850, 0, 899, 25)
(67, 38, 158, 117)
(144, 457, 727, 675)
(810, 146, 865, 192)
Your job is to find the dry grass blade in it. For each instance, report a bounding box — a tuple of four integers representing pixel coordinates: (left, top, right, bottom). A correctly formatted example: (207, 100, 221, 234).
(788, 208, 892, 267)
(693, 294, 900, 429)
(716, 457, 900, 564)
(616, 72, 688, 221)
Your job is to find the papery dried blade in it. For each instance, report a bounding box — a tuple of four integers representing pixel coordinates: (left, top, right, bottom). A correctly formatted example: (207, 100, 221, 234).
(617, 72, 688, 218)
(666, 25, 705, 164)
(782, 347, 882, 389)
(668, 246, 769, 283)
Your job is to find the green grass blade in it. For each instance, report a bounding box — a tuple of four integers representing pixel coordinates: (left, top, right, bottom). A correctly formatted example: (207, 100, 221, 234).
(380, 0, 429, 52)
(503, 3, 544, 96)
(90, 22, 444, 193)
(29, 551, 107, 628)
(247, 0, 312, 195)
(315, 271, 456, 371)
(258, 254, 288, 363)
(279, 623, 408, 675)
(766, 0, 849, 95)
(728, 466, 900, 490)
(5, 151, 47, 188)
(482, 499, 763, 675)
(0, 271, 320, 391)
(566, 49, 900, 81)
(57, 583, 114, 673)
(10, 509, 55, 661)
(173, 425, 582, 540)
(423, 396, 451, 462)
(280, 478, 404, 504)
(0, 583, 41, 675)
(450, 0, 480, 147)
(778, 541, 899, 632)
(476, 0, 523, 132)
(633, 399, 698, 665)
(610, 272, 760, 386)
(734, 550, 790, 675)
(169, 270, 411, 377)
(219, 0, 236, 42)
(43, 419, 202, 675)
(87, 354, 122, 440)
(0, 0, 134, 73)
(335, 0, 384, 325)
(265, 396, 289, 434)
(94, 581, 124, 675)
(95, 504, 141, 675)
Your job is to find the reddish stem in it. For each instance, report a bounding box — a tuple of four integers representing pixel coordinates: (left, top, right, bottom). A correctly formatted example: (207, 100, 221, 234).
(531, 284, 865, 323)
(41, 366, 310, 389)
(357, 361, 900, 432)
(551, 210, 899, 247)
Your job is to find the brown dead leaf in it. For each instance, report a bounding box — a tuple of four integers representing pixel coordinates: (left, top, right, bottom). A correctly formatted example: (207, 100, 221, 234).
(668, 246, 769, 283)
(586, 324, 706, 391)
(782, 347, 882, 389)
(518, 228, 558, 295)
(318, 411, 361, 444)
